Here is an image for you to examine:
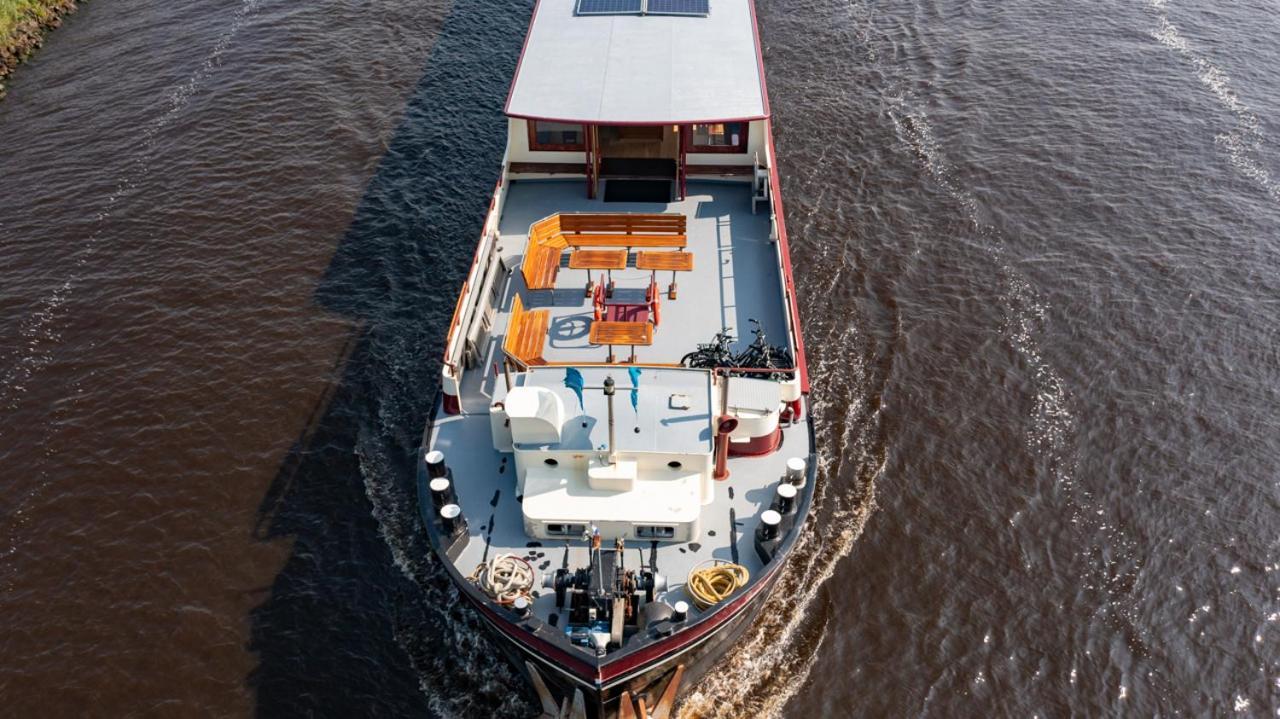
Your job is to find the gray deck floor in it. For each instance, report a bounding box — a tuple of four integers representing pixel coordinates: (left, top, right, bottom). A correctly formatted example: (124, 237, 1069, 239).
(428, 410, 809, 628)
(431, 178, 811, 633)
(497, 180, 790, 366)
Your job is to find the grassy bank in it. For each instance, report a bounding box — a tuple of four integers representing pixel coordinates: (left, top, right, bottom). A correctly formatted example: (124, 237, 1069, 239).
(0, 0, 80, 98)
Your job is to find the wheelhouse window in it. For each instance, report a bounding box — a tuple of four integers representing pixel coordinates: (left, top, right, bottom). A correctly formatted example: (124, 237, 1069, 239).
(527, 121, 586, 151)
(686, 122, 749, 153)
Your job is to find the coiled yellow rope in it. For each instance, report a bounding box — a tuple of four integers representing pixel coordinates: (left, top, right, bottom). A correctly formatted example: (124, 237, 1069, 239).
(687, 559, 750, 610)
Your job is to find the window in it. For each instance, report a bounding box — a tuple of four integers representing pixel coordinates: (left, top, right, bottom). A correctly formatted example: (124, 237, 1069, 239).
(528, 121, 586, 151)
(546, 523, 587, 537)
(686, 122, 749, 153)
(635, 525, 676, 539)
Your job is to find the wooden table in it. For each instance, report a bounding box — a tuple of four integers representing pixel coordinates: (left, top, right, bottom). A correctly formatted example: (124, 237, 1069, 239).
(588, 320, 653, 363)
(635, 251, 694, 299)
(569, 249, 629, 297)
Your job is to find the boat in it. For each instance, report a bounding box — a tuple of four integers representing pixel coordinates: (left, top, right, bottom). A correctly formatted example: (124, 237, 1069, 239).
(419, 1, 815, 716)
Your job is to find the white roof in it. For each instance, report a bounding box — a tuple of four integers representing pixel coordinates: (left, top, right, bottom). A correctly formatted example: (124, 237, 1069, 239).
(505, 0, 768, 124)
(518, 367, 714, 454)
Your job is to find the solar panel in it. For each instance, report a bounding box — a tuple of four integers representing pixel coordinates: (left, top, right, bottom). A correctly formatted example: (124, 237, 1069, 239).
(645, 0, 710, 16)
(576, 0, 643, 15)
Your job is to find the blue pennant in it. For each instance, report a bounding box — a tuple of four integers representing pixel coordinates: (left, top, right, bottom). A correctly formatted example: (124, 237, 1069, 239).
(564, 368, 585, 410)
(628, 366, 642, 412)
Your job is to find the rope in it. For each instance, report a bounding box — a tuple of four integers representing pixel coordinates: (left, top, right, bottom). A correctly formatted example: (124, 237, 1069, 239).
(470, 554, 535, 605)
(687, 559, 750, 610)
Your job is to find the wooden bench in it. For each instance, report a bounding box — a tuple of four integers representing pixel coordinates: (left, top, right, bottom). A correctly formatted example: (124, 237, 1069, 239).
(521, 213, 686, 290)
(521, 222, 569, 290)
(503, 294, 549, 367)
(559, 213, 686, 249)
(564, 235, 686, 249)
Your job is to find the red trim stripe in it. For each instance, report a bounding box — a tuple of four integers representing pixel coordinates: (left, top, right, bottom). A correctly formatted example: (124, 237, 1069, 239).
(750, 0, 810, 392)
(748, 0, 771, 119)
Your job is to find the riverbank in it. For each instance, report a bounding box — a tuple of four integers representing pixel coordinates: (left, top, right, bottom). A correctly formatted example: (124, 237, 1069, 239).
(0, 0, 80, 98)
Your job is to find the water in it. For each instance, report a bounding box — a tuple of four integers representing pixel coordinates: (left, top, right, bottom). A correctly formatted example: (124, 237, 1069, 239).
(1, 0, 1277, 716)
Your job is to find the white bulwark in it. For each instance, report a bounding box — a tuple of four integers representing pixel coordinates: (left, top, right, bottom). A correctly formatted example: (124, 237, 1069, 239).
(505, 0, 768, 123)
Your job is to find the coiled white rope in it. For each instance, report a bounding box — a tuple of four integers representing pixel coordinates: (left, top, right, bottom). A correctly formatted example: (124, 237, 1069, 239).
(470, 554, 535, 605)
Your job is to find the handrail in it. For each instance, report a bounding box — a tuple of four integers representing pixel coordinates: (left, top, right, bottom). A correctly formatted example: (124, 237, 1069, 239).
(442, 161, 510, 375)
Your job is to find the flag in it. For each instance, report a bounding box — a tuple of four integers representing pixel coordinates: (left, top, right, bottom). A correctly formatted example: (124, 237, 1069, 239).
(564, 368, 584, 410)
(628, 366, 642, 412)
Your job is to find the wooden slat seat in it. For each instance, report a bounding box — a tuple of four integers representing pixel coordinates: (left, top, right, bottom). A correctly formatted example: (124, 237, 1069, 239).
(503, 294, 549, 367)
(522, 212, 686, 290)
(521, 230, 567, 291)
(563, 235, 686, 249)
(559, 213, 685, 235)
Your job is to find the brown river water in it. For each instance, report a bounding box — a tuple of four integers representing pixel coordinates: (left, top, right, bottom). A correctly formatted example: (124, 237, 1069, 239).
(1, 0, 1277, 716)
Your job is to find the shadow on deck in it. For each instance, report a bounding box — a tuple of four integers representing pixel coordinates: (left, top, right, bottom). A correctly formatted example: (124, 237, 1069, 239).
(245, 2, 536, 717)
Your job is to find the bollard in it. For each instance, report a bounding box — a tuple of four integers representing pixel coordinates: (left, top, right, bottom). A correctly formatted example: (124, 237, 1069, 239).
(772, 482, 797, 515)
(784, 456, 806, 486)
(440, 503, 466, 538)
(672, 600, 689, 623)
(426, 450, 448, 479)
(754, 509, 782, 564)
(758, 510, 781, 541)
(513, 596, 531, 618)
(429, 477, 456, 509)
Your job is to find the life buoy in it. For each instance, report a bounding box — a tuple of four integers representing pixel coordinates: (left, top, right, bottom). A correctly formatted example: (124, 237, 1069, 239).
(651, 296, 661, 327)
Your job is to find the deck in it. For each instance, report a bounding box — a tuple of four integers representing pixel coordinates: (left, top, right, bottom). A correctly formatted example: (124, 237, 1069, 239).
(427, 397, 809, 632)
(497, 179, 790, 368)
(430, 179, 810, 636)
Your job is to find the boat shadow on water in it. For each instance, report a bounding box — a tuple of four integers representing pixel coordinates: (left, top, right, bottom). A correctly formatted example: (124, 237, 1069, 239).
(246, 1, 537, 717)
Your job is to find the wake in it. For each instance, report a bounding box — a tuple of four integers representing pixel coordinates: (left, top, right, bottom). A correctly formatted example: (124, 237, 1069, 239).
(0, 0, 262, 584)
(0, 0, 263, 421)
(1147, 0, 1280, 203)
(889, 100, 1149, 687)
(679, 321, 887, 718)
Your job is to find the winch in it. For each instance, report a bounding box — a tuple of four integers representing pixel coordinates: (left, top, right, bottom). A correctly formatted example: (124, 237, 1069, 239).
(550, 527, 664, 653)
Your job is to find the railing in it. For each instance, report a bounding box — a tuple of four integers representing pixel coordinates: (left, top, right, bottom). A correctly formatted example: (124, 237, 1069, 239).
(762, 120, 810, 394)
(442, 156, 511, 388)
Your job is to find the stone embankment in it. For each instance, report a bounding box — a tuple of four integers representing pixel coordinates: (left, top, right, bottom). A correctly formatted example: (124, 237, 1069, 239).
(0, 0, 81, 98)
